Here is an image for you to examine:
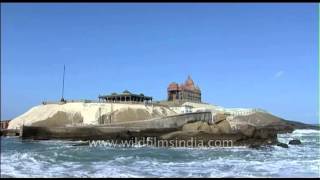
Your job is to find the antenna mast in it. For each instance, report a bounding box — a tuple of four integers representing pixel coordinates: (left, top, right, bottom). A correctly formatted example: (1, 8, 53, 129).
(61, 65, 66, 102)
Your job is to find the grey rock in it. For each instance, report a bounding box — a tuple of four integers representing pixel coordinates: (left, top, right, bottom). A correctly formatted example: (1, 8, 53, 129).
(289, 139, 302, 145)
(239, 124, 256, 137)
(248, 144, 261, 149)
(277, 142, 289, 148)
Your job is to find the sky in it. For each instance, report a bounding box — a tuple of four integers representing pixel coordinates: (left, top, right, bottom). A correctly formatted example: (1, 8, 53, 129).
(1, 3, 318, 124)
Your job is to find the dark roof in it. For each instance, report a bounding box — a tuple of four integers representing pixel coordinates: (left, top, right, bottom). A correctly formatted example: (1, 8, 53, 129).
(98, 90, 152, 100)
(123, 90, 131, 94)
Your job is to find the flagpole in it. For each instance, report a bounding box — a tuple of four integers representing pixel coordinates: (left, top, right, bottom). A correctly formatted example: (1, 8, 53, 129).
(61, 65, 65, 102)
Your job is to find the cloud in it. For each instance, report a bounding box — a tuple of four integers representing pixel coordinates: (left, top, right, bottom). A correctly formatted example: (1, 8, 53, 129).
(274, 71, 284, 78)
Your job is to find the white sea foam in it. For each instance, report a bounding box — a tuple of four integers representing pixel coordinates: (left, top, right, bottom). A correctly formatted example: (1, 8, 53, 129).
(1, 151, 319, 178)
(292, 129, 320, 134)
(1, 130, 320, 178)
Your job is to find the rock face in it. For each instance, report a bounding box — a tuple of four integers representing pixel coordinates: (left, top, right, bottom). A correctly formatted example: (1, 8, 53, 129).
(159, 114, 280, 147)
(248, 144, 262, 149)
(228, 112, 295, 134)
(213, 113, 227, 124)
(8, 102, 177, 129)
(238, 124, 256, 138)
(181, 119, 232, 135)
(215, 120, 233, 134)
(282, 119, 320, 130)
(182, 121, 203, 132)
(180, 102, 300, 134)
(8, 101, 308, 148)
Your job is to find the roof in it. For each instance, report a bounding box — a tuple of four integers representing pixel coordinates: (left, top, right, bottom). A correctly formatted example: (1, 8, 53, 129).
(123, 90, 131, 94)
(167, 76, 201, 92)
(98, 90, 152, 100)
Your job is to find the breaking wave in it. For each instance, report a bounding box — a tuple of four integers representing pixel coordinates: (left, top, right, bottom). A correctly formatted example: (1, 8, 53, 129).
(1, 129, 319, 178)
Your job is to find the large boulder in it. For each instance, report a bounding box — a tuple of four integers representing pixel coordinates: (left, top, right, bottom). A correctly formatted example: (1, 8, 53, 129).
(253, 127, 278, 139)
(215, 120, 233, 134)
(182, 121, 203, 132)
(213, 113, 227, 123)
(198, 122, 212, 133)
(182, 121, 221, 134)
(231, 112, 294, 133)
(238, 124, 256, 137)
(208, 124, 220, 134)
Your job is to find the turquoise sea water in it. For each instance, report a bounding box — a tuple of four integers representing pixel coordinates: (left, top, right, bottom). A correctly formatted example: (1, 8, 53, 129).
(1, 129, 319, 178)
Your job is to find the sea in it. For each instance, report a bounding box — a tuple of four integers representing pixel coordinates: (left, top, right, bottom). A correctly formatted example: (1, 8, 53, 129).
(1, 129, 319, 178)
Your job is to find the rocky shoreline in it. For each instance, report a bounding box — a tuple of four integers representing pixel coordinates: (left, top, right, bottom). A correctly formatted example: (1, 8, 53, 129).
(1, 102, 318, 149)
(9, 112, 316, 149)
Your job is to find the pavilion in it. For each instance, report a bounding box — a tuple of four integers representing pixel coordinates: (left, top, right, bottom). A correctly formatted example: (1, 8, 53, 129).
(98, 90, 153, 103)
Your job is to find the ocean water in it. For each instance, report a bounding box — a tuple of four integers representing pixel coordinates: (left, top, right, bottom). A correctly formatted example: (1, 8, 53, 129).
(1, 129, 319, 178)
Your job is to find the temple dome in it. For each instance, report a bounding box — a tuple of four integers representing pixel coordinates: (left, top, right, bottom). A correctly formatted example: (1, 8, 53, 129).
(167, 75, 202, 102)
(168, 82, 179, 91)
(185, 75, 196, 89)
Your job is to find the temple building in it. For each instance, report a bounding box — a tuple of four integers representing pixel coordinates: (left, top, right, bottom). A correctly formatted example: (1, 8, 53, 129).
(167, 76, 201, 103)
(98, 90, 153, 103)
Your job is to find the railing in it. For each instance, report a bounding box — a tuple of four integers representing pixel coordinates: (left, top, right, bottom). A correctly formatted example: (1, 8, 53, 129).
(42, 99, 100, 104)
(42, 99, 168, 108)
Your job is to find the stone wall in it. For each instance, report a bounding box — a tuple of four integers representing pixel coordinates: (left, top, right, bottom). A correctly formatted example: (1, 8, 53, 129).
(102, 112, 212, 129)
(20, 112, 212, 140)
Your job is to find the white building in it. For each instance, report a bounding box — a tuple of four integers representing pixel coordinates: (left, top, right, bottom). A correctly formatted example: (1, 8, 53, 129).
(170, 105, 193, 114)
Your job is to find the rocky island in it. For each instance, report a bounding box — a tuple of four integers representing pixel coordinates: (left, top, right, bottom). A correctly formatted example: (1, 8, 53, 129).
(2, 76, 318, 148)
